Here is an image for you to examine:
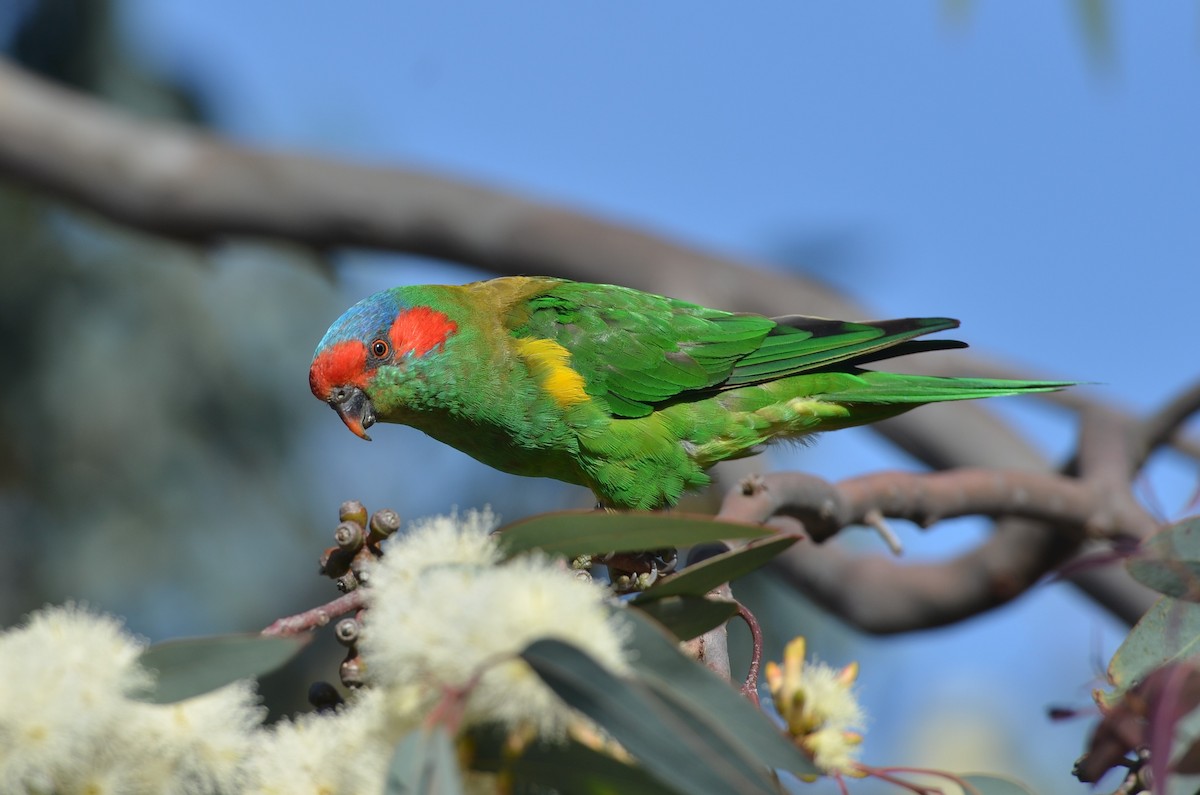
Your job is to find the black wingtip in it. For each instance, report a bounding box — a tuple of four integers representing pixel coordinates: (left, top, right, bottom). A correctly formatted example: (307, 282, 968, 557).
(847, 338, 969, 366)
(771, 315, 961, 337)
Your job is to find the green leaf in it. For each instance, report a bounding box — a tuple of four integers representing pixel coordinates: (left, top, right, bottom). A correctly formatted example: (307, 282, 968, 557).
(1108, 596, 1200, 693)
(1127, 518, 1200, 601)
(632, 535, 800, 603)
(386, 725, 465, 795)
(521, 638, 781, 795)
(633, 595, 739, 641)
(512, 738, 689, 795)
(496, 511, 770, 559)
(623, 610, 820, 777)
(135, 633, 308, 704)
(960, 773, 1037, 795)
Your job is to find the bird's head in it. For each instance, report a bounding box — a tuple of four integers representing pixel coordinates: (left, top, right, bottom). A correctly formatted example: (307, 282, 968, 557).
(309, 288, 458, 440)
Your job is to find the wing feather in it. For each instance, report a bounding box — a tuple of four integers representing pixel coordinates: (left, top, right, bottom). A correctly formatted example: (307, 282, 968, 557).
(504, 279, 965, 417)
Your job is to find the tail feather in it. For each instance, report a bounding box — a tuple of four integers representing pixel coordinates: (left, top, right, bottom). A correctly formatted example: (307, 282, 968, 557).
(817, 373, 1075, 404)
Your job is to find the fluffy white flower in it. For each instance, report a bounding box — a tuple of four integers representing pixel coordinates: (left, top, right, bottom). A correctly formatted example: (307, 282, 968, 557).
(120, 680, 265, 794)
(765, 636, 866, 776)
(245, 687, 418, 795)
(0, 605, 265, 795)
(0, 510, 632, 792)
(0, 604, 150, 792)
(363, 514, 628, 737)
(371, 508, 502, 586)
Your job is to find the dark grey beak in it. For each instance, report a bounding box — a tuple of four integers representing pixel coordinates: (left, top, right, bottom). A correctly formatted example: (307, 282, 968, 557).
(329, 385, 375, 441)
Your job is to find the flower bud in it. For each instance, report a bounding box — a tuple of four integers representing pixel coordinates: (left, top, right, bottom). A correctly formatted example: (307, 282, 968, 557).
(334, 617, 360, 647)
(339, 500, 369, 528)
(368, 509, 401, 542)
(334, 521, 365, 553)
(340, 654, 367, 688)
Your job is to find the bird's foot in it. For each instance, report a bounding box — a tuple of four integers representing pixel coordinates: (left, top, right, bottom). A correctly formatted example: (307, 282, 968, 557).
(602, 548, 678, 593)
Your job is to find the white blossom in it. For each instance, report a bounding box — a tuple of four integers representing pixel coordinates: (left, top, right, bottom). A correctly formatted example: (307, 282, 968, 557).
(0, 604, 264, 795)
(363, 513, 628, 736)
(245, 687, 412, 795)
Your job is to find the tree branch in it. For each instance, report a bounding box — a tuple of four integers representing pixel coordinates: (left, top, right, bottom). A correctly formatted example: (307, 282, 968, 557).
(721, 406, 1162, 633)
(1129, 376, 1200, 474)
(721, 468, 1154, 545)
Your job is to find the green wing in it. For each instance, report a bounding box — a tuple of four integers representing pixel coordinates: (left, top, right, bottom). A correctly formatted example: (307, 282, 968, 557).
(507, 280, 965, 418)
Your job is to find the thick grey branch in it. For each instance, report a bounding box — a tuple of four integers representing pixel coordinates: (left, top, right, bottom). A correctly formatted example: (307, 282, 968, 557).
(718, 406, 1162, 633)
(721, 469, 1155, 545)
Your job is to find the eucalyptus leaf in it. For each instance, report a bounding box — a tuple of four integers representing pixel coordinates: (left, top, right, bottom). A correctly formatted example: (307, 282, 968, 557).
(512, 738, 689, 795)
(1127, 518, 1200, 601)
(521, 638, 780, 795)
(1108, 596, 1200, 692)
(135, 633, 308, 704)
(633, 535, 800, 603)
(623, 610, 820, 777)
(497, 511, 770, 558)
(633, 595, 739, 640)
(386, 725, 465, 795)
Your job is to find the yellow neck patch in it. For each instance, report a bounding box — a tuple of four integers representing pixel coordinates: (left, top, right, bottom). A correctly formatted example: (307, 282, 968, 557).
(515, 337, 590, 408)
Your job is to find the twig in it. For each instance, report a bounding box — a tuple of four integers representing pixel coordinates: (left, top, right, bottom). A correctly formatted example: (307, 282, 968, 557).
(862, 508, 903, 555)
(262, 590, 367, 636)
(734, 601, 763, 705)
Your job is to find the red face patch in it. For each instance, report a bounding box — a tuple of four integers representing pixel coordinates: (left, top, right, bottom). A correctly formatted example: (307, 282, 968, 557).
(389, 306, 458, 358)
(309, 340, 369, 401)
(310, 307, 456, 401)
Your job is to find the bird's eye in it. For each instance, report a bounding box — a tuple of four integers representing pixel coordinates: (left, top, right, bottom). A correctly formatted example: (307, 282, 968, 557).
(370, 339, 391, 359)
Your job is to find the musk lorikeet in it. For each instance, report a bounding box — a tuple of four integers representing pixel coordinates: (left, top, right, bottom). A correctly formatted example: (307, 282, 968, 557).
(310, 276, 1070, 510)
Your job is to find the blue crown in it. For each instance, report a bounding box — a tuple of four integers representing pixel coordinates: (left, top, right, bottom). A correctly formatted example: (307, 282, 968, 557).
(315, 290, 405, 354)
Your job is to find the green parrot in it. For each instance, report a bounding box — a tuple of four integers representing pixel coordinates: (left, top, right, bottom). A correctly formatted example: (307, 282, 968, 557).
(310, 276, 1070, 510)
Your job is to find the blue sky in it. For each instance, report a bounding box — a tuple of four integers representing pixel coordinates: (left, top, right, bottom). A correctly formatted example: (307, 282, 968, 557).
(117, 2, 1200, 789)
(124, 2, 1200, 395)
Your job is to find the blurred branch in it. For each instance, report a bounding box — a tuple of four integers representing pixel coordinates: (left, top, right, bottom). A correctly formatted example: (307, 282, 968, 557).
(0, 56, 1169, 626)
(722, 405, 1162, 633)
(1129, 376, 1200, 473)
(721, 468, 1153, 546)
(0, 57, 849, 313)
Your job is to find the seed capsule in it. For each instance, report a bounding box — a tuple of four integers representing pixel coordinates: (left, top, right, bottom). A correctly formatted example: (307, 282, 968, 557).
(340, 655, 367, 688)
(368, 508, 401, 542)
(334, 521, 365, 552)
(334, 617, 360, 646)
(339, 500, 368, 528)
